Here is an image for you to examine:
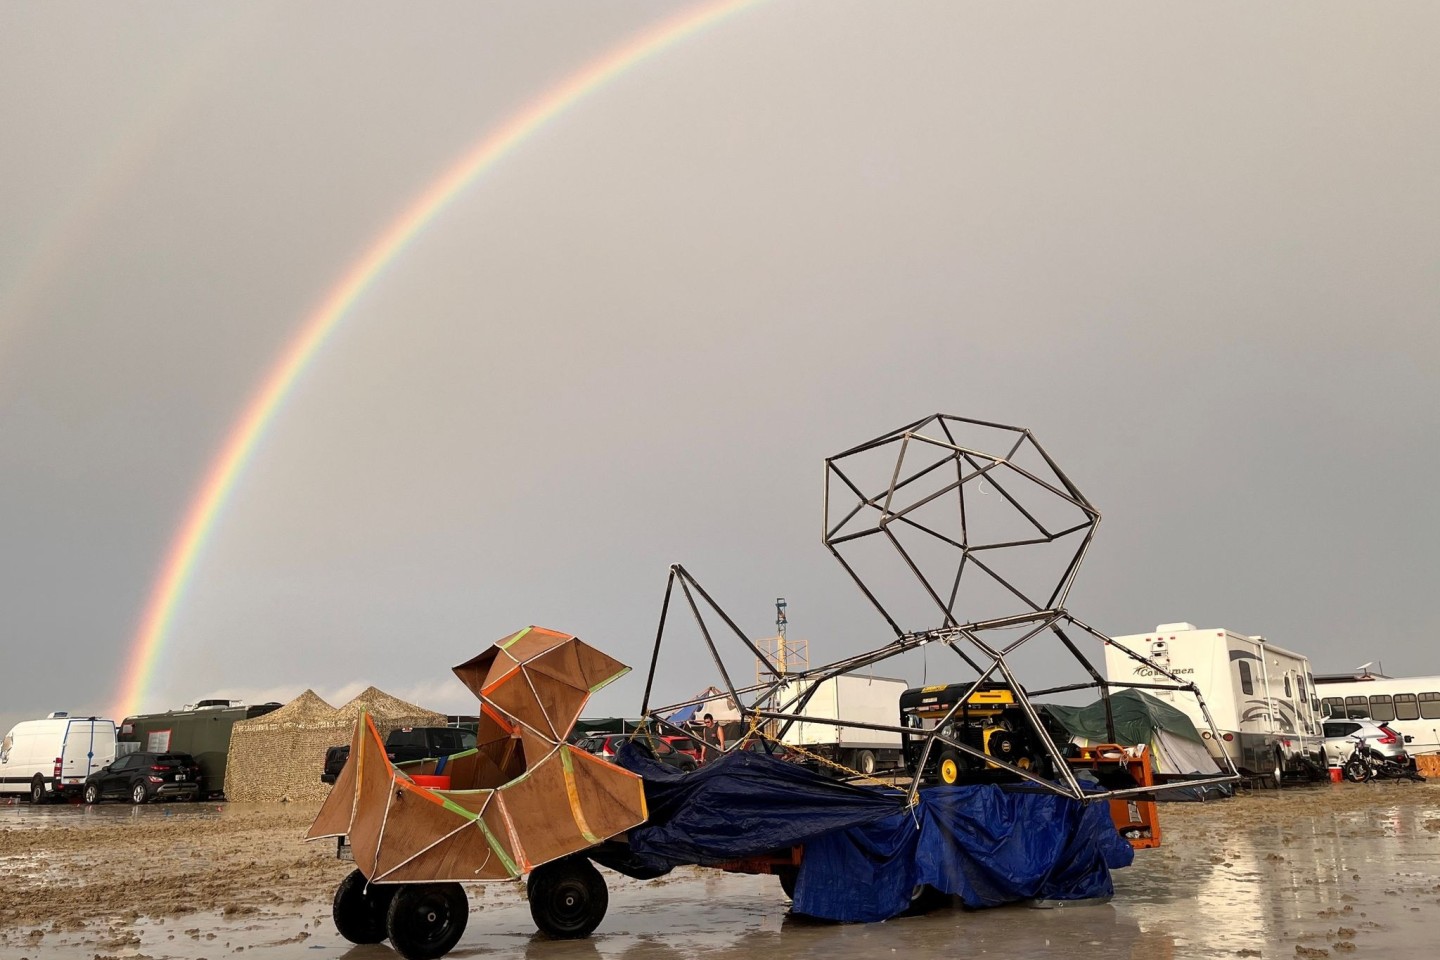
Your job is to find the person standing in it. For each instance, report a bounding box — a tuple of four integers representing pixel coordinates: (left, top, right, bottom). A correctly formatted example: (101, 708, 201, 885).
(700, 713, 726, 762)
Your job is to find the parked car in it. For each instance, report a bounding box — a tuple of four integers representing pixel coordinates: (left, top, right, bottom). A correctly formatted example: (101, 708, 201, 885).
(575, 734, 698, 773)
(659, 734, 704, 763)
(1322, 718, 1411, 767)
(322, 726, 476, 784)
(83, 752, 202, 804)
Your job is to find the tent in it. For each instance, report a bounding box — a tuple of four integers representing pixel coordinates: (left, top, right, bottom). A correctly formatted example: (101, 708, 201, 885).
(1044, 690, 1228, 800)
(225, 687, 444, 801)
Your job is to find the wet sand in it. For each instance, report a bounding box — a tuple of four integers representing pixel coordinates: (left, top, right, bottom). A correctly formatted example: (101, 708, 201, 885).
(2, 782, 1439, 959)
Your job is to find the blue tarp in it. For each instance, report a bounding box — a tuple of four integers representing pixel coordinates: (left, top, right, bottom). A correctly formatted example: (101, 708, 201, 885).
(617, 743, 1134, 923)
(793, 785, 1134, 922)
(666, 703, 699, 724)
(616, 742, 905, 868)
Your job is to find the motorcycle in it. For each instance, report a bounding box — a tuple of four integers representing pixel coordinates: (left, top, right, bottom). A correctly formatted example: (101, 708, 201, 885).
(1341, 736, 1426, 783)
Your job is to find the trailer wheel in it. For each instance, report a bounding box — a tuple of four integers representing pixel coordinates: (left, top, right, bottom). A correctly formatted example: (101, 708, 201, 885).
(854, 750, 876, 776)
(900, 884, 949, 916)
(385, 882, 468, 960)
(1272, 749, 1284, 789)
(331, 869, 394, 945)
(775, 866, 798, 900)
(938, 751, 962, 785)
(527, 857, 608, 939)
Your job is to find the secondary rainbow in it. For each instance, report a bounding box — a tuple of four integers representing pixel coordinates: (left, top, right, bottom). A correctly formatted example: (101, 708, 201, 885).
(113, 0, 764, 720)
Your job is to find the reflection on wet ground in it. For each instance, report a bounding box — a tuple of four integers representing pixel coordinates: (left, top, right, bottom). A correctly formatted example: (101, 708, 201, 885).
(0, 795, 231, 830)
(5, 784, 1440, 959)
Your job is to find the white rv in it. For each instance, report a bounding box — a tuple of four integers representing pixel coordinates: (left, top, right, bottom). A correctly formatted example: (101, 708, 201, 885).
(0, 713, 118, 802)
(776, 674, 908, 774)
(1106, 623, 1324, 780)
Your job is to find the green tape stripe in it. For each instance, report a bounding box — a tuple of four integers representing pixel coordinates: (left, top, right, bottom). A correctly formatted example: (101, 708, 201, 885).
(500, 627, 532, 650)
(588, 664, 631, 693)
(475, 817, 519, 878)
(439, 796, 478, 821)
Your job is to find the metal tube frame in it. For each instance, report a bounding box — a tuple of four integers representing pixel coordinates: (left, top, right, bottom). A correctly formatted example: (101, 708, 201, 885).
(633, 414, 1241, 800)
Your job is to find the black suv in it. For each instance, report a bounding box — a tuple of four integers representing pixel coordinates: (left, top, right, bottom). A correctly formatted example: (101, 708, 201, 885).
(84, 752, 202, 804)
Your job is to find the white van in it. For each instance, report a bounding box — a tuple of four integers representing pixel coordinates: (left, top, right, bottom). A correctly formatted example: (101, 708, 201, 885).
(0, 713, 118, 802)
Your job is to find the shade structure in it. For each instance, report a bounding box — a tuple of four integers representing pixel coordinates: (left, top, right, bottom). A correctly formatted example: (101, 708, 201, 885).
(307, 627, 647, 882)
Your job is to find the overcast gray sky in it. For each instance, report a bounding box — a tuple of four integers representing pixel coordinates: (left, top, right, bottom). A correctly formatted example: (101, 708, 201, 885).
(2, 2, 1437, 737)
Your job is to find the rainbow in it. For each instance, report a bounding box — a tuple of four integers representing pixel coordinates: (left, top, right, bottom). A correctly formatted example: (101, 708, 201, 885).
(112, 0, 765, 720)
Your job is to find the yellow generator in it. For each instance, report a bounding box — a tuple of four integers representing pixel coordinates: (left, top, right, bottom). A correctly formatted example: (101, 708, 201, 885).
(899, 682, 1057, 784)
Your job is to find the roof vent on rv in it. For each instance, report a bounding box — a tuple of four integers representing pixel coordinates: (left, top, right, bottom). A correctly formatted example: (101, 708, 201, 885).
(46, 711, 69, 719)
(1155, 623, 1196, 632)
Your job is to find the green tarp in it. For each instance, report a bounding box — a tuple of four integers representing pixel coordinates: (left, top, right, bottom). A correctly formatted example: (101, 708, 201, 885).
(1045, 689, 1205, 747)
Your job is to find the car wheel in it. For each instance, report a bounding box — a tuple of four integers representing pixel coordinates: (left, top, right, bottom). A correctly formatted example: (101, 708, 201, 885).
(30, 775, 47, 804)
(332, 869, 393, 945)
(84, 782, 100, 805)
(385, 882, 468, 960)
(131, 781, 148, 805)
(855, 750, 877, 776)
(527, 857, 608, 939)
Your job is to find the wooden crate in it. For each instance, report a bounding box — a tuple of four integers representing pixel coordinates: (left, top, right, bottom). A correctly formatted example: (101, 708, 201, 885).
(1414, 754, 1440, 778)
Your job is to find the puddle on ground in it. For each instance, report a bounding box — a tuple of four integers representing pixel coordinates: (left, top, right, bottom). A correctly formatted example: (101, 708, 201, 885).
(4, 785, 1440, 959)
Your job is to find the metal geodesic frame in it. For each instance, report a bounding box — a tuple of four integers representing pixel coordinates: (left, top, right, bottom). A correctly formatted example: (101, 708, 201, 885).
(638, 414, 1242, 803)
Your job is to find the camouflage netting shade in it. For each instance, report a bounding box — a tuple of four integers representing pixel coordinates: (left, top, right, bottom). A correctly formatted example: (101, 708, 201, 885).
(225, 688, 443, 802)
(307, 627, 648, 882)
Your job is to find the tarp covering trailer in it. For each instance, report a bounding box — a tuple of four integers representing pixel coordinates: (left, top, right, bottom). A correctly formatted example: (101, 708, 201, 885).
(617, 742, 1134, 923)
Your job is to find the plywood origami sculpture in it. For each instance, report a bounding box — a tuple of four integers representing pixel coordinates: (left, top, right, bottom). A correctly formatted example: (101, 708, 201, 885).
(307, 626, 648, 881)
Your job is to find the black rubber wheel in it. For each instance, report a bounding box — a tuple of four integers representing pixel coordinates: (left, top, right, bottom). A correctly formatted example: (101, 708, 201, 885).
(30, 776, 47, 804)
(900, 883, 950, 917)
(1343, 758, 1369, 783)
(855, 750, 877, 776)
(527, 857, 609, 939)
(83, 782, 100, 805)
(131, 781, 148, 805)
(775, 866, 798, 900)
(385, 883, 468, 960)
(938, 751, 963, 785)
(331, 869, 394, 945)
(1273, 750, 1284, 789)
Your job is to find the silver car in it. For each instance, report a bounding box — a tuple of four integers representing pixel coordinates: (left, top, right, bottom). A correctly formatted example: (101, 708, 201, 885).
(1322, 718, 1410, 766)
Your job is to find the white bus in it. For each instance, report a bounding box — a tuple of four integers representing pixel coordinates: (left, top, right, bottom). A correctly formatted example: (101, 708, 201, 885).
(1107, 622, 1325, 781)
(1314, 673, 1440, 756)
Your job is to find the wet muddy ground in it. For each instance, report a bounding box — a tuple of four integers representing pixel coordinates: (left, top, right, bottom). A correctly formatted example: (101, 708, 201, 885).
(2, 782, 1439, 959)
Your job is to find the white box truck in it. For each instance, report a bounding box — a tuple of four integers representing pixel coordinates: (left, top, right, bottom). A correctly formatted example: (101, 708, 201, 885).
(1, 712, 118, 802)
(776, 674, 908, 774)
(1106, 623, 1324, 781)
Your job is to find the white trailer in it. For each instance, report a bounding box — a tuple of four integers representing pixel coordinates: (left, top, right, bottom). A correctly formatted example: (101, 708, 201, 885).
(1106, 623, 1324, 781)
(1, 713, 118, 802)
(776, 674, 908, 774)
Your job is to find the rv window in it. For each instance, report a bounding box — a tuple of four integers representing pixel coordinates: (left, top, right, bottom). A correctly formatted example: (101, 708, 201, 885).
(1368, 695, 1395, 722)
(1297, 675, 1306, 703)
(1284, 674, 1292, 698)
(1238, 660, 1255, 695)
(1394, 694, 1419, 721)
(0, 734, 10, 763)
(1420, 692, 1440, 720)
(1322, 697, 1344, 718)
(1345, 696, 1369, 719)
